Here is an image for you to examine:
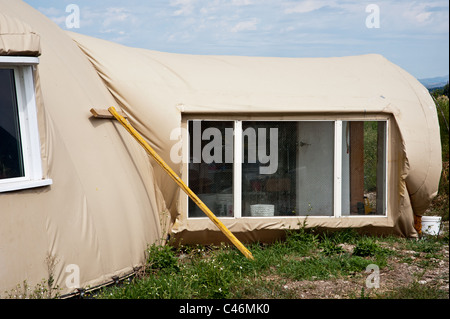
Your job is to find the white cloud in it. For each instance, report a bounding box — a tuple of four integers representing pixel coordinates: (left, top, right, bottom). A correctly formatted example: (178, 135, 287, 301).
(37, 6, 63, 16)
(167, 30, 193, 43)
(22, 0, 449, 78)
(36, 6, 66, 27)
(379, 1, 448, 33)
(102, 7, 135, 28)
(232, 0, 253, 6)
(402, 3, 437, 25)
(284, 0, 333, 14)
(231, 18, 259, 32)
(415, 11, 433, 23)
(170, 0, 197, 16)
(280, 25, 295, 33)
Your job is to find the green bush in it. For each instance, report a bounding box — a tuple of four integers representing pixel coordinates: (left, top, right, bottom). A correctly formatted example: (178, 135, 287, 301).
(146, 244, 179, 273)
(285, 223, 319, 255)
(353, 237, 381, 257)
(319, 236, 345, 256)
(187, 257, 232, 299)
(324, 228, 361, 244)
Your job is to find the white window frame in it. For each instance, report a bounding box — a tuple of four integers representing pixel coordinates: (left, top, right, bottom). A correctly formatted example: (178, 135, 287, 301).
(334, 120, 388, 218)
(185, 118, 388, 219)
(0, 56, 52, 192)
(334, 120, 343, 218)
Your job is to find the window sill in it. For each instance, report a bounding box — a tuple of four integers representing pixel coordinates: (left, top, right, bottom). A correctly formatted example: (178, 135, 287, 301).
(187, 215, 387, 220)
(0, 178, 53, 193)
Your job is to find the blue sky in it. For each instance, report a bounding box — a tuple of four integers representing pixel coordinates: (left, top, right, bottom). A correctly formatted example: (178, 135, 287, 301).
(23, 0, 449, 79)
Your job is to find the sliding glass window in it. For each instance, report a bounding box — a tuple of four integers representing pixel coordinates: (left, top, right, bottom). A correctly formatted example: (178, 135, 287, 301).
(188, 120, 234, 217)
(340, 121, 387, 216)
(241, 121, 334, 217)
(186, 119, 387, 218)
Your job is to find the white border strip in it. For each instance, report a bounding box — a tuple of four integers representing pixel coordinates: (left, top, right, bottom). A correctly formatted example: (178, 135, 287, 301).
(0, 56, 39, 65)
(0, 179, 52, 193)
(233, 120, 242, 218)
(334, 120, 343, 218)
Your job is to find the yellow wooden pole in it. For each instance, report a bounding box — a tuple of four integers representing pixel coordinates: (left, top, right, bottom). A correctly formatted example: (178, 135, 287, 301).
(108, 106, 254, 260)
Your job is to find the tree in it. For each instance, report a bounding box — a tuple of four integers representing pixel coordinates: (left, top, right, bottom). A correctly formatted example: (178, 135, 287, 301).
(443, 82, 449, 98)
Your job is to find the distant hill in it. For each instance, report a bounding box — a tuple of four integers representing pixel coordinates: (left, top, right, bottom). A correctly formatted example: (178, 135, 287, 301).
(418, 75, 449, 89)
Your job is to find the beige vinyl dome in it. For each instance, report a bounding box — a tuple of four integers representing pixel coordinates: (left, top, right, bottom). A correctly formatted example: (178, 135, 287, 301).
(0, 0, 442, 296)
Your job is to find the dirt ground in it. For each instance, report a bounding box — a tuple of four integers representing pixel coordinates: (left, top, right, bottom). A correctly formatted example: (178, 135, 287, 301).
(282, 249, 449, 299)
(269, 223, 449, 299)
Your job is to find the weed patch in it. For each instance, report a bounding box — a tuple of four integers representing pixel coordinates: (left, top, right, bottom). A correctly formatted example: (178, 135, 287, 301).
(146, 244, 179, 273)
(94, 226, 448, 300)
(379, 281, 448, 299)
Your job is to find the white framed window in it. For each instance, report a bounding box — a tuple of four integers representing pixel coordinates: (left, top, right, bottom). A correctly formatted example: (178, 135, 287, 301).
(185, 118, 387, 219)
(0, 56, 52, 192)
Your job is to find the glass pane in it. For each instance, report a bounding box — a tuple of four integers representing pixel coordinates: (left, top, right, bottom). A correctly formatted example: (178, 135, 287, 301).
(241, 121, 334, 217)
(0, 69, 24, 180)
(188, 120, 234, 217)
(341, 121, 386, 216)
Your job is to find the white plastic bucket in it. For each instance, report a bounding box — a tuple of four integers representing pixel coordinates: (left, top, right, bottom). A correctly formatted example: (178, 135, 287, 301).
(421, 216, 442, 236)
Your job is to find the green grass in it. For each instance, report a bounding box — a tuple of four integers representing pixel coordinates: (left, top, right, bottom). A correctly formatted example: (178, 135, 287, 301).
(378, 282, 448, 299)
(93, 225, 448, 300)
(277, 254, 372, 281)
